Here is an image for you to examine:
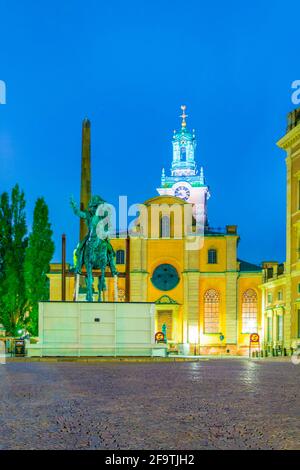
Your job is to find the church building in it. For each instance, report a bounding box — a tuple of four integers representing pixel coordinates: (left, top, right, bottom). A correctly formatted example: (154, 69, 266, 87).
(49, 107, 262, 355)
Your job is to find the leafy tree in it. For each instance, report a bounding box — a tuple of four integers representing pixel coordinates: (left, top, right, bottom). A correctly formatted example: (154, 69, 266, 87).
(0, 191, 12, 281)
(24, 197, 54, 335)
(0, 192, 12, 332)
(0, 185, 27, 335)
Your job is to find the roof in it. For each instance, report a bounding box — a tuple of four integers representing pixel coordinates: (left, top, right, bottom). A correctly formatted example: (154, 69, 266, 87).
(238, 259, 262, 272)
(143, 195, 188, 206)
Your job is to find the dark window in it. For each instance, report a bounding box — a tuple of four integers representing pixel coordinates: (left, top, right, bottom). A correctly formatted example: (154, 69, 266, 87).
(151, 264, 180, 291)
(116, 249, 125, 264)
(267, 267, 273, 279)
(180, 147, 186, 161)
(277, 264, 284, 276)
(208, 249, 217, 264)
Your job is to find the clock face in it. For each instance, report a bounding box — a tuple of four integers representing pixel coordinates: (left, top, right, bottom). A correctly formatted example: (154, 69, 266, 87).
(174, 185, 191, 201)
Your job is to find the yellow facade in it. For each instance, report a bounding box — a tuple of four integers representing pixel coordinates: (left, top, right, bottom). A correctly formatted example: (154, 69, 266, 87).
(49, 195, 263, 355)
(261, 108, 300, 353)
(48, 108, 268, 355)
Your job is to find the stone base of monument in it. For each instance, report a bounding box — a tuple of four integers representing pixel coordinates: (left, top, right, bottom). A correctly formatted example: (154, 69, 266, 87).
(27, 301, 167, 357)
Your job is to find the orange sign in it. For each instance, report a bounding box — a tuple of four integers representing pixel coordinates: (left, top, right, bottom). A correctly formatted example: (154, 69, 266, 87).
(250, 333, 260, 343)
(155, 331, 165, 343)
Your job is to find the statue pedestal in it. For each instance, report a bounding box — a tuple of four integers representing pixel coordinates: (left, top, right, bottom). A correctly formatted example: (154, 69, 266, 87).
(27, 301, 159, 357)
(77, 293, 98, 302)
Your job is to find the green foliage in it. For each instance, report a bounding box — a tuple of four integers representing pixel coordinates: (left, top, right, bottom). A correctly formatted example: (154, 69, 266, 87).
(0, 192, 12, 281)
(24, 198, 54, 335)
(0, 185, 28, 335)
(0, 188, 54, 337)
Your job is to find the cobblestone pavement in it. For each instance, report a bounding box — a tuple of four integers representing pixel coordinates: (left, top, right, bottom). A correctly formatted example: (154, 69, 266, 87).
(0, 359, 299, 450)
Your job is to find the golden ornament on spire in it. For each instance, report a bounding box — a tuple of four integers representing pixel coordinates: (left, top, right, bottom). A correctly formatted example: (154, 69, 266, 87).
(180, 104, 188, 128)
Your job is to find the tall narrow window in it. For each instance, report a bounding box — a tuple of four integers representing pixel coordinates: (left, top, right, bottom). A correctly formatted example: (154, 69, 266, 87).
(116, 249, 125, 264)
(160, 215, 170, 238)
(242, 289, 258, 333)
(204, 289, 220, 333)
(207, 249, 217, 264)
(277, 315, 283, 341)
(180, 146, 186, 161)
(267, 317, 273, 342)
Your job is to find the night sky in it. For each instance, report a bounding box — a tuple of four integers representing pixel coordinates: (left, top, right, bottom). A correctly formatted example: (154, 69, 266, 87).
(0, 0, 299, 264)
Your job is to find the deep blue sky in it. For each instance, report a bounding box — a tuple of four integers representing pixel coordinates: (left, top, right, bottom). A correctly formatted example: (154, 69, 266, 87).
(0, 0, 299, 264)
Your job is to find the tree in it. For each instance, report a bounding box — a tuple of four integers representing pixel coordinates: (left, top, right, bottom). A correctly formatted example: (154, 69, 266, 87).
(0, 192, 12, 332)
(24, 197, 54, 335)
(0, 191, 12, 281)
(0, 185, 27, 335)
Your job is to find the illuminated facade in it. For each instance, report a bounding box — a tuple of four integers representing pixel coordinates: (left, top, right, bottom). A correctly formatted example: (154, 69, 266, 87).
(49, 107, 263, 355)
(261, 108, 300, 353)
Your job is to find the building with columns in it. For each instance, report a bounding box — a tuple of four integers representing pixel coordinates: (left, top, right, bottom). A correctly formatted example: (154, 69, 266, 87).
(261, 108, 300, 354)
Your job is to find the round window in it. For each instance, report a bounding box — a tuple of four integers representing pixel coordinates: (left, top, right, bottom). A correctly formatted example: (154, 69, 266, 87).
(151, 264, 179, 291)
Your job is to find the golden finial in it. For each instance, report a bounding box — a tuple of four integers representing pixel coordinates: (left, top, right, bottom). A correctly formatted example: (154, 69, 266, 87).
(180, 105, 188, 128)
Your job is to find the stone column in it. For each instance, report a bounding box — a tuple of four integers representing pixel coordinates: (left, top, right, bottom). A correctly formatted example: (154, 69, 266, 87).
(183, 237, 200, 345)
(129, 237, 148, 302)
(225, 235, 239, 346)
(183, 272, 201, 344)
(225, 272, 238, 345)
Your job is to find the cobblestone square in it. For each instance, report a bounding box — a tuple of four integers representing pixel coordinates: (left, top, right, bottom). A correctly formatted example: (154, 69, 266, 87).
(0, 359, 299, 450)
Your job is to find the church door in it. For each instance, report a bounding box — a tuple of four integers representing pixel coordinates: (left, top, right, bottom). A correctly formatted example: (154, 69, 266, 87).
(157, 310, 173, 340)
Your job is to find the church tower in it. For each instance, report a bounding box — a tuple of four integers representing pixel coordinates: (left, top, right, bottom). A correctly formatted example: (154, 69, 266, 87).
(157, 106, 210, 223)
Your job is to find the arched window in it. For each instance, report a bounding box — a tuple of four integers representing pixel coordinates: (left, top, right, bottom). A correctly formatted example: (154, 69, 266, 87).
(160, 215, 170, 238)
(116, 249, 125, 264)
(208, 248, 217, 264)
(204, 289, 220, 333)
(180, 146, 186, 161)
(242, 289, 258, 333)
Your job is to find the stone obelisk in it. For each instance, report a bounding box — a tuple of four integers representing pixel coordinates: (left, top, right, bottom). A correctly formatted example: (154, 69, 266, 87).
(80, 118, 91, 241)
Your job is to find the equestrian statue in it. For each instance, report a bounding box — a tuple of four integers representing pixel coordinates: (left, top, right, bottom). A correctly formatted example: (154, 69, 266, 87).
(70, 195, 118, 302)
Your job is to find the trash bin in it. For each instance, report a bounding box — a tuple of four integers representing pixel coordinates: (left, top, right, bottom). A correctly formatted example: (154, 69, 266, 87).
(14, 339, 26, 357)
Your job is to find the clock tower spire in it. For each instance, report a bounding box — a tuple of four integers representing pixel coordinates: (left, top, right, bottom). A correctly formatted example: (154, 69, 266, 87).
(157, 106, 210, 218)
(171, 105, 197, 178)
